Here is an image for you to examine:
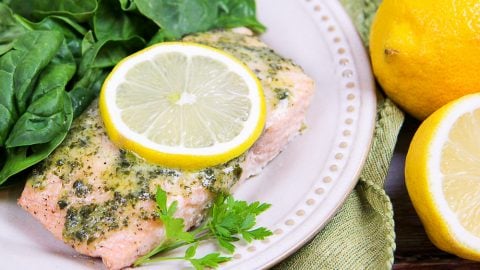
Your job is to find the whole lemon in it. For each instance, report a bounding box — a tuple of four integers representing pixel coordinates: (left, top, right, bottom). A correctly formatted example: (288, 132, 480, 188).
(369, 0, 480, 120)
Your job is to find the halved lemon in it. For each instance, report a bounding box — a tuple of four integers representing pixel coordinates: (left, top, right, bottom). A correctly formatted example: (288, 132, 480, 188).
(99, 42, 266, 170)
(405, 93, 480, 261)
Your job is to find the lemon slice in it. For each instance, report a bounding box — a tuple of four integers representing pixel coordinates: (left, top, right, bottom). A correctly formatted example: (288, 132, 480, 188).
(99, 42, 265, 170)
(405, 93, 480, 260)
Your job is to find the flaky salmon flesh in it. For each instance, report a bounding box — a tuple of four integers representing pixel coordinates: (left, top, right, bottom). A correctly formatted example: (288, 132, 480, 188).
(18, 29, 315, 269)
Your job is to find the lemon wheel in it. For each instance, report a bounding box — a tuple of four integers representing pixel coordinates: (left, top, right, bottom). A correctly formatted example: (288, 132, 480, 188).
(100, 42, 266, 170)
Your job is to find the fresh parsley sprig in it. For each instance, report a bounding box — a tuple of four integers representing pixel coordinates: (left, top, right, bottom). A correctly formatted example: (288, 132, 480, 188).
(134, 187, 273, 269)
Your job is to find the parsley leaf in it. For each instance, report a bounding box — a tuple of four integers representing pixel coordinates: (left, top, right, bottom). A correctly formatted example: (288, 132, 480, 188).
(155, 187, 168, 213)
(185, 243, 198, 259)
(190, 253, 231, 270)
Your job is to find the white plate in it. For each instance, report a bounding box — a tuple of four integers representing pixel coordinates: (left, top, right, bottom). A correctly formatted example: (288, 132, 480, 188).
(0, 0, 376, 269)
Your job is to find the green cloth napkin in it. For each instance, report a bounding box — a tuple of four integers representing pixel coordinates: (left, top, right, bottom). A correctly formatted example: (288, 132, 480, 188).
(274, 1, 405, 269)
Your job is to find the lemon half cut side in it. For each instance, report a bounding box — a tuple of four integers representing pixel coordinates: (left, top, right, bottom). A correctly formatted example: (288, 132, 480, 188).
(405, 93, 480, 260)
(100, 42, 266, 170)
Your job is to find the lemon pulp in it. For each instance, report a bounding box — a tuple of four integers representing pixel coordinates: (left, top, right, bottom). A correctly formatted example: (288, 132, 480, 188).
(441, 109, 480, 236)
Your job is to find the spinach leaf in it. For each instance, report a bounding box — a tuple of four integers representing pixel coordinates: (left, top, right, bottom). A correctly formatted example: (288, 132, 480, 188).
(0, 3, 26, 56)
(94, 38, 145, 68)
(0, 71, 16, 145)
(31, 42, 76, 103)
(6, 88, 72, 147)
(10, 31, 64, 113)
(69, 68, 106, 118)
(8, 0, 98, 23)
(0, 52, 21, 146)
(0, 31, 64, 146)
(135, 0, 265, 42)
(95, 0, 153, 41)
(15, 14, 88, 37)
(5, 37, 75, 148)
(135, 0, 219, 40)
(78, 0, 155, 74)
(79, 36, 144, 74)
(217, 0, 265, 32)
(0, 58, 74, 184)
(0, 26, 79, 184)
(0, 103, 72, 186)
(81, 30, 95, 55)
(0, 100, 14, 146)
(13, 15, 85, 67)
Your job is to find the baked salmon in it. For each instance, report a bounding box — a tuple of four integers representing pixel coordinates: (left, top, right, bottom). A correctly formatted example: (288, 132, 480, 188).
(18, 29, 315, 269)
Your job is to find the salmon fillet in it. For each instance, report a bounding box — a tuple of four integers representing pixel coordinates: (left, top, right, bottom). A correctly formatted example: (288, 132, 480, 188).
(18, 29, 315, 269)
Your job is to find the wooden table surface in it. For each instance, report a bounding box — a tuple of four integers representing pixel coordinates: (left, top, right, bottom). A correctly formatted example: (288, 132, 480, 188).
(385, 116, 480, 269)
